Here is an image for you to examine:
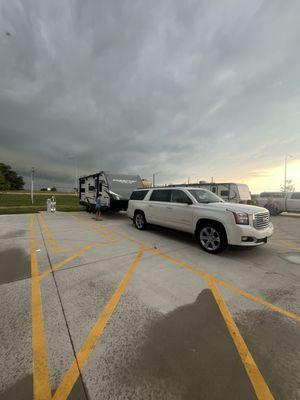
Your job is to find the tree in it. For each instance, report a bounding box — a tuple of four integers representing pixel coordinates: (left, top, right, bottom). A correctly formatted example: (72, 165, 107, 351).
(51, 187, 57, 192)
(0, 163, 25, 190)
(281, 179, 295, 193)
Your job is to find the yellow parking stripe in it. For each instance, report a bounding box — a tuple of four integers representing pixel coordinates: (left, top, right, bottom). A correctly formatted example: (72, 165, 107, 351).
(30, 216, 52, 400)
(37, 244, 94, 282)
(73, 214, 300, 323)
(273, 238, 300, 252)
(39, 214, 61, 253)
(217, 278, 300, 323)
(207, 276, 275, 400)
(52, 246, 146, 400)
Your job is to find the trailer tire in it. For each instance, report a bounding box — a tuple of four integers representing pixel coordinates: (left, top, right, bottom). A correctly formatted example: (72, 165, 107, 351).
(133, 211, 147, 230)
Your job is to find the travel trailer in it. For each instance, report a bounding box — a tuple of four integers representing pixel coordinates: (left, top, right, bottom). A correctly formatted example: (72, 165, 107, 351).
(79, 172, 143, 212)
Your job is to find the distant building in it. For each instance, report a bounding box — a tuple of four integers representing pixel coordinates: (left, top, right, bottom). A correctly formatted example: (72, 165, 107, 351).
(142, 178, 152, 188)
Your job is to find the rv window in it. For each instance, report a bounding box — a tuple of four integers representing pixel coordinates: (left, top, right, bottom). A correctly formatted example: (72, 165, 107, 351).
(98, 182, 102, 192)
(149, 190, 171, 202)
(220, 190, 229, 197)
(80, 188, 85, 193)
(88, 185, 95, 191)
(130, 190, 149, 200)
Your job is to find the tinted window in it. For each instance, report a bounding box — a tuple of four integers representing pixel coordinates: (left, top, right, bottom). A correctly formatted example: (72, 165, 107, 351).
(150, 189, 171, 202)
(171, 190, 191, 203)
(291, 192, 300, 199)
(188, 189, 223, 204)
(130, 190, 149, 200)
(88, 185, 95, 191)
(220, 190, 229, 196)
(80, 188, 85, 193)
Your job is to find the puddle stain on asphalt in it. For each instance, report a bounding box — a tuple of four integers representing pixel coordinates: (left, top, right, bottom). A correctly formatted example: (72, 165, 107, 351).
(0, 248, 31, 285)
(236, 309, 300, 400)
(279, 252, 300, 265)
(119, 289, 257, 400)
(0, 230, 26, 239)
(65, 376, 88, 400)
(0, 374, 33, 400)
(261, 286, 297, 303)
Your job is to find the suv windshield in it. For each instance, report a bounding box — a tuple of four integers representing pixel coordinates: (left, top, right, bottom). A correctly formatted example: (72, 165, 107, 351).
(188, 189, 224, 204)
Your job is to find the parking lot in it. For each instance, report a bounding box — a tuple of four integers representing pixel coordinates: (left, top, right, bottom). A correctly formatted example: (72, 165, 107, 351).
(0, 211, 299, 400)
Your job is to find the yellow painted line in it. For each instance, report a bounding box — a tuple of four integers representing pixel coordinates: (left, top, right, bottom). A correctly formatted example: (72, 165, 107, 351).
(39, 214, 61, 253)
(52, 246, 146, 400)
(217, 278, 300, 323)
(72, 213, 143, 246)
(273, 238, 300, 252)
(73, 214, 300, 324)
(38, 244, 95, 281)
(207, 276, 275, 400)
(30, 216, 52, 400)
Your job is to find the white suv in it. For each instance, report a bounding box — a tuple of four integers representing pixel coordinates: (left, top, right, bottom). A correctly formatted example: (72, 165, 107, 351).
(127, 187, 274, 254)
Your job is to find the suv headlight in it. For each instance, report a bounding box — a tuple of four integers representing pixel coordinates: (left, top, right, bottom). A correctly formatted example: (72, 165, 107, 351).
(232, 212, 249, 225)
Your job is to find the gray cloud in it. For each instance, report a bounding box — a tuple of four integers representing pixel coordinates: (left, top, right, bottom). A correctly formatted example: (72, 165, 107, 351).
(0, 0, 300, 190)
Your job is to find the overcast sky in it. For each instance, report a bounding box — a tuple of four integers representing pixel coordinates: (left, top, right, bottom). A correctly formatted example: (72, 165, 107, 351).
(0, 0, 300, 191)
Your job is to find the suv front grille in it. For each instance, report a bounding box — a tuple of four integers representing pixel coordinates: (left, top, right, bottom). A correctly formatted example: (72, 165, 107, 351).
(253, 212, 270, 229)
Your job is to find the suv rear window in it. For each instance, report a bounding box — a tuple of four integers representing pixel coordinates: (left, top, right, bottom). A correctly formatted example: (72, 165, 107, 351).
(130, 190, 149, 200)
(170, 190, 191, 203)
(149, 189, 171, 202)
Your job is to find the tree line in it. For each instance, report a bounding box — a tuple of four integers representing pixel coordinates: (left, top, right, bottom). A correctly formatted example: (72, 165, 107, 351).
(0, 163, 25, 190)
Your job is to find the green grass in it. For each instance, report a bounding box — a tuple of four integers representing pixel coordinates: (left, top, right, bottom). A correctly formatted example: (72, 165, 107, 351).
(0, 192, 84, 214)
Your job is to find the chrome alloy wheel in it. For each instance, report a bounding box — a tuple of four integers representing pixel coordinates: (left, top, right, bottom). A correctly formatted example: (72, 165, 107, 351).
(199, 226, 221, 251)
(135, 213, 145, 229)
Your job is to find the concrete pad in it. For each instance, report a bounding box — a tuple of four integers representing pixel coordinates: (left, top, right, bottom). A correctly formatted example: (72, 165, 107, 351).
(0, 211, 300, 400)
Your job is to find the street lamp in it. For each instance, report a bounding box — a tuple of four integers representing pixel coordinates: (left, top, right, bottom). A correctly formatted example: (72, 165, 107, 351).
(31, 167, 35, 205)
(284, 154, 293, 192)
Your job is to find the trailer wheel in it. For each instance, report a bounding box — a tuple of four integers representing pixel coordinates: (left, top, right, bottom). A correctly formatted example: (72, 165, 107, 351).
(134, 211, 147, 230)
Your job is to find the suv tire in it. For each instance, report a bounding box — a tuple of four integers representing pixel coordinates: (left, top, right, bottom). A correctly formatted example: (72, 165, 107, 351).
(134, 211, 147, 230)
(198, 222, 227, 254)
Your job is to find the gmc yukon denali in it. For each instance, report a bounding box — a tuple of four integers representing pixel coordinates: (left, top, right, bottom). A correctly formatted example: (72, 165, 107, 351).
(127, 187, 274, 254)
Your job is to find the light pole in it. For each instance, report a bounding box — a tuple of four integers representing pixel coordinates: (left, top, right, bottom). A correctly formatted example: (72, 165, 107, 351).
(284, 154, 293, 191)
(152, 171, 160, 187)
(66, 153, 78, 193)
(31, 167, 35, 205)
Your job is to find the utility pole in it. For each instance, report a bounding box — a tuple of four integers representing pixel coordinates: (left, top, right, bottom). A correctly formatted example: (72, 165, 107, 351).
(31, 167, 35, 205)
(152, 171, 159, 187)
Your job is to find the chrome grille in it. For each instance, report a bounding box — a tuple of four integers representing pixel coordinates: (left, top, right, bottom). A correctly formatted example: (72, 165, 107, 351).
(253, 212, 270, 229)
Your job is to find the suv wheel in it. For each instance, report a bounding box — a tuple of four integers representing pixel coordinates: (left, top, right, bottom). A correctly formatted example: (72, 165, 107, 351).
(198, 223, 227, 254)
(134, 211, 147, 230)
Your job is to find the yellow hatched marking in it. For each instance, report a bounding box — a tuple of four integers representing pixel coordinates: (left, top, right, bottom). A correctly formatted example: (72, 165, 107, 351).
(207, 276, 275, 400)
(52, 246, 146, 400)
(38, 244, 95, 282)
(30, 216, 52, 400)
